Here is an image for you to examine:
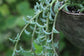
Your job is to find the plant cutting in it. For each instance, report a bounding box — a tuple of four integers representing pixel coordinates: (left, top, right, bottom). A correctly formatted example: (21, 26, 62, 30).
(56, 0, 84, 56)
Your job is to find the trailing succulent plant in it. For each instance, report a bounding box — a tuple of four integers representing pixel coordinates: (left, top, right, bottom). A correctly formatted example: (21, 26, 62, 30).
(9, 0, 67, 56)
(63, 0, 84, 13)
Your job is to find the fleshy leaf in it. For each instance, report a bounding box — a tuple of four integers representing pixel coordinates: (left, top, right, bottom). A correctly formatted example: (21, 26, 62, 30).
(40, 18, 46, 23)
(15, 33, 20, 40)
(24, 29, 30, 35)
(53, 27, 59, 33)
(50, 7, 55, 16)
(42, 28, 51, 35)
(36, 22, 46, 28)
(54, 0, 60, 13)
(49, 13, 54, 21)
(47, 39, 52, 43)
(42, 11, 48, 18)
(9, 38, 16, 43)
(27, 16, 32, 19)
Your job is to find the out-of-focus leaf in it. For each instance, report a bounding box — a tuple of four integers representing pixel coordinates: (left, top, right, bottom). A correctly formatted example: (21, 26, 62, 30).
(20, 51, 34, 56)
(16, 1, 34, 16)
(5, 49, 12, 56)
(5, 16, 17, 29)
(2, 16, 25, 30)
(16, 16, 25, 27)
(0, 4, 10, 16)
(5, 0, 16, 4)
(33, 42, 42, 54)
(0, 0, 3, 5)
(0, 43, 5, 52)
(60, 31, 65, 40)
(59, 41, 66, 52)
(0, 33, 11, 43)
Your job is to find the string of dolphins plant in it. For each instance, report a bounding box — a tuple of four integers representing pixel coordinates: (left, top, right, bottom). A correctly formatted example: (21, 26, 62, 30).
(63, 0, 84, 13)
(9, 0, 68, 56)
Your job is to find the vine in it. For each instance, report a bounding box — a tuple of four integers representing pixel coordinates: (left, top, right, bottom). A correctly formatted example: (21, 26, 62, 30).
(9, 0, 67, 56)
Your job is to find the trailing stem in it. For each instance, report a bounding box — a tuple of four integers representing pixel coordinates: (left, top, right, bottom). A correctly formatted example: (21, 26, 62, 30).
(12, 11, 42, 56)
(12, 0, 57, 56)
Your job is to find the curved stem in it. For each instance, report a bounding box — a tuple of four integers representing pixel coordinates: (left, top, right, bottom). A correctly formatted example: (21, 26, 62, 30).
(51, 11, 59, 56)
(12, 11, 42, 56)
(45, 16, 49, 55)
(31, 22, 37, 56)
(50, 2, 68, 55)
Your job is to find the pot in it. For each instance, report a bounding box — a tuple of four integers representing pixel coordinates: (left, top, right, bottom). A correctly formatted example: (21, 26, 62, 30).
(56, 10, 84, 49)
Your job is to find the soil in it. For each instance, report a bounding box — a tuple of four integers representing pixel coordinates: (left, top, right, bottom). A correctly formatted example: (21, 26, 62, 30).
(67, 6, 84, 13)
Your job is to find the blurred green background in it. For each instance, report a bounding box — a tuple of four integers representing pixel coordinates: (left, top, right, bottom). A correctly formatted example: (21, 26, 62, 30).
(0, 0, 36, 56)
(0, 0, 81, 56)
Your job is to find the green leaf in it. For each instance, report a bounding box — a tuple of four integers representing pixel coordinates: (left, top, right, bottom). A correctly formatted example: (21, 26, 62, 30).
(59, 41, 66, 52)
(5, 0, 16, 4)
(42, 28, 51, 35)
(17, 47, 33, 56)
(0, 4, 10, 16)
(5, 16, 17, 29)
(54, 0, 60, 13)
(33, 42, 43, 54)
(59, 31, 65, 40)
(53, 27, 59, 33)
(24, 29, 31, 35)
(16, 1, 34, 16)
(49, 13, 54, 21)
(40, 18, 46, 23)
(9, 38, 16, 43)
(36, 22, 46, 28)
(15, 33, 20, 40)
(5, 49, 12, 56)
(0, 43, 5, 52)
(0, 33, 11, 43)
(22, 52, 34, 56)
(16, 16, 25, 27)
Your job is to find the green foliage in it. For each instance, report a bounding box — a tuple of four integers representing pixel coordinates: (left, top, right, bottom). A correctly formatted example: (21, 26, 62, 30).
(0, 33, 10, 43)
(16, 1, 34, 16)
(10, 0, 65, 56)
(33, 42, 43, 54)
(0, 43, 5, 51)
(63, 0, 84, 12)
(5, 0, 16, 4)
(10, 0, 69, 55)
(59, 40, 66, 52)
(5, 16, 17, 28)
(0, 0, 35, 31)
(0, 4, 10, 16)
(0, 0, 82, 56)
(0, 0, 35, 56)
